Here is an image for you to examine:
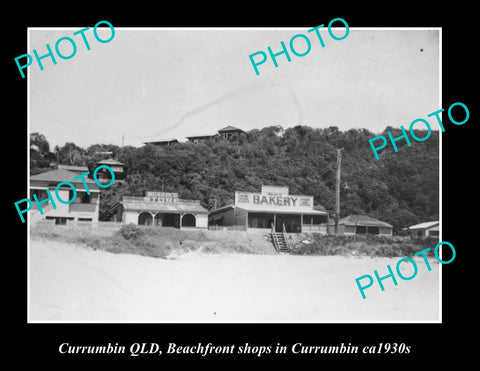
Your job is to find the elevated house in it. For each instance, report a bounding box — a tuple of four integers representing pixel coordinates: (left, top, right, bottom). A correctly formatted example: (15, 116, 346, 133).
(30, 168, 101, 225)
(338, 215, 393, 236)
(185, 134, 216, 144)
(144, 138, 179, 147)
(147, 126, 247, 145)
(185, 126, 247, 144)
(406, 221, 439, 238)
(96, 158, 125, 181)
(217, 125, 247, 139)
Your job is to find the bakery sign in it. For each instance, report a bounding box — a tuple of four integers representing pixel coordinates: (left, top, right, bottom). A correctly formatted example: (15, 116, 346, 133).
(235, 190, 313, 211)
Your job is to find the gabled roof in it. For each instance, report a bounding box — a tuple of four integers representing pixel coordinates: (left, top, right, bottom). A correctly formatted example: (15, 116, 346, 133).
(30, 168, 99, 190)
(408, 221, 439, 230)
(96, 158, 125, 166)
(339, 214, 393, 228)
(57, 164, 89, 172)
(218, 126, 245, 133)
(144, 138, 179, 144)
(209, 203, 327, 215)
(186, 134, 216, 139)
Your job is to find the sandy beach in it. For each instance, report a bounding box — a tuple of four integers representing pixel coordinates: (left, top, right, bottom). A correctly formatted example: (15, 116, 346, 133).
(29, 239, 440, 322)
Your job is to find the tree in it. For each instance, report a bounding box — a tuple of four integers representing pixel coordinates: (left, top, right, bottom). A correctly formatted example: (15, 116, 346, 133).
(55, 142, 85, 165)
(30, 132, 50, 154)
(30, 132, 53, 172)
(95, 124, 438, 232)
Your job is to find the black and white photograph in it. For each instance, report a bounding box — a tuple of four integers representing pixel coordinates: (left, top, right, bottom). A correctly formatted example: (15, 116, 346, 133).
(7, 6, 475, 364)
(26, 26, 441, 323)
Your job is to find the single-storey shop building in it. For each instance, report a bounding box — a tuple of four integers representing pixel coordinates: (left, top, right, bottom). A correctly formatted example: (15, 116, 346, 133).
(208, 185, 329, 233)
(121, 191, 208, 229)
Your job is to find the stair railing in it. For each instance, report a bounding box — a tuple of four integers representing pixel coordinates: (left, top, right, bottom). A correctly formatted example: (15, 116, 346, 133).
(282, 223, 291, 252)
(271, 222, 280, 252)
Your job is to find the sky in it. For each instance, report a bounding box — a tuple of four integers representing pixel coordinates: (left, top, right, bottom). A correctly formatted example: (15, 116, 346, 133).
(29, 26, 440, 149)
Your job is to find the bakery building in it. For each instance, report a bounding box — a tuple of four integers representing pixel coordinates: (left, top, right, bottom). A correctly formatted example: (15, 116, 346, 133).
(208, 185, 329, 233)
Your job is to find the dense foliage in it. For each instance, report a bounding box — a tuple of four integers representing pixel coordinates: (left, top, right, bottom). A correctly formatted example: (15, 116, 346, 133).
(31, 125, 439, 232)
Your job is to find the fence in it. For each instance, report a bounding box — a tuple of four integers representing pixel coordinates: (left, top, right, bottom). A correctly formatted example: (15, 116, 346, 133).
(97, 221, 123, 228)
(301, 224, 329, 233)
(208, 225, 247, 231)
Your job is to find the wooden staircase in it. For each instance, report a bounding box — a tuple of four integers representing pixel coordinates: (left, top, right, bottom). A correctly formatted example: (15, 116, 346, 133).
(271, 223, 291, 253)
(99, 201, 122, 221)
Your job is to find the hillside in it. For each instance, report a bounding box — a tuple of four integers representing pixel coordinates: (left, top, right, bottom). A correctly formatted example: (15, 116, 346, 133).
(31, 125, 439, 232)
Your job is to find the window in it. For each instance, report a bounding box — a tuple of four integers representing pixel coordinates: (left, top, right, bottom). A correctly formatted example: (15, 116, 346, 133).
(81, 192, 91, 203)
(30, 189, 48, 201)
(78, 218, 92, 225)
(248, 213, 274, 229)
(46, 216, 74, 225)
(303, 215, 313, 224)
(303, 215, 323, 224)
(356, 226, 367, 234)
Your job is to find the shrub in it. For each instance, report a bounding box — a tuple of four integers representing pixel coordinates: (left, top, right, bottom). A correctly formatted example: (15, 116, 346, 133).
(290, 234, 438, 257)
(120, 223, 141, 240)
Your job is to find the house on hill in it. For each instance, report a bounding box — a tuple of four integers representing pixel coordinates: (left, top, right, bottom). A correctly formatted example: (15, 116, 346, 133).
(406, 221, 439, 238)
(96, 158, 125, 180)
(30, 168, 101, 225)
(144, 138, 179, 147)
(217, 125, 247, 139)
(151, 126, 247, 145)
(186, 126, 247, 143)
(338, 215, 393, 236)
(185, 134, 216, 144)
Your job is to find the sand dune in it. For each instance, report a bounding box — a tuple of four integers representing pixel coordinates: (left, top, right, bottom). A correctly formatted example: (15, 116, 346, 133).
(29, 239, 440, 322)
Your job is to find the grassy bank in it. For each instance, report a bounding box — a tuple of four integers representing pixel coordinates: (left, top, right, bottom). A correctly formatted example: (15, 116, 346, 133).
(30, 222, 275, 258)
(288, 233, 438, 257)
(30, 222, 439, 259)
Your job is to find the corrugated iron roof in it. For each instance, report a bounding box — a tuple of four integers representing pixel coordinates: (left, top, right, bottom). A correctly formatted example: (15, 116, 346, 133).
(57, 164, 89, 172)
(209, 204, 327, 215)
(186, 134, 216, 139)
(243, 208, 327, 215)
(339, 214, 393, 228)
(122, 200, 208, 214)
(96, 158, 125, 166)
(218, 125, 244, 133)
(30, 168, 100, 189)
(408, 221, 439, 230)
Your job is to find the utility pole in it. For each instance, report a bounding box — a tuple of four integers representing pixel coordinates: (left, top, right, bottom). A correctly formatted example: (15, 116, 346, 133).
(335, 148, 343, 235)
